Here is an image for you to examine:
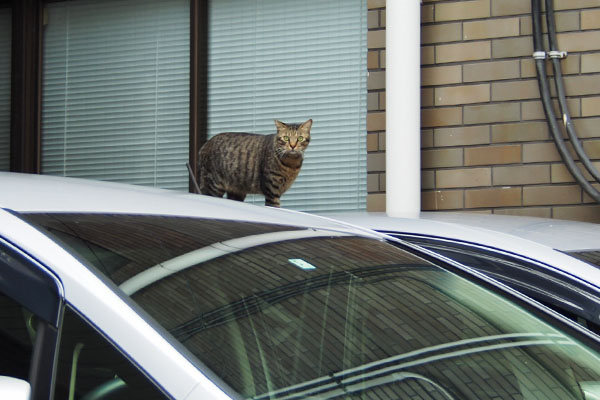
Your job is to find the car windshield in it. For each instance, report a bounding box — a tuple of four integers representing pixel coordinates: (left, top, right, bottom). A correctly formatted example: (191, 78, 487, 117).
(23, 213, 600, 400)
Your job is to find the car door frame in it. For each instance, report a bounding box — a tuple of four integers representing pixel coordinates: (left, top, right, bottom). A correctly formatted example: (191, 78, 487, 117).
(0, 237, 64, 400)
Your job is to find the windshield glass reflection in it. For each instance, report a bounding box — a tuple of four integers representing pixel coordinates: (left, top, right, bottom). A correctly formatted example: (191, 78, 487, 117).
(24, 214, 600, 400)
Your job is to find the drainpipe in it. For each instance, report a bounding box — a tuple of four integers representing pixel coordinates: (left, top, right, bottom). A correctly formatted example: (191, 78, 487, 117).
(386, 0, 421, 217)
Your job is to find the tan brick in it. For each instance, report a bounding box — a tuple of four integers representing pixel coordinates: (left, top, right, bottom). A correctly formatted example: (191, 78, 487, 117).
(367, 133, 379, 152)
(422, 46, 435, 65)
(421, 148, 464, 168)
(583, 184, 600, 203)
(367, 152, 385, 172)
(463, 60, 520, 82)
(492, 0, 530, 16)
(521, 98, 581, 121)
(435, 84, 490, 106)
(555, 0, 600, 11)
(367, 50, 380, 69)
(523, 142, 562, 163)
(378, 132, 386, 151)
(491, 121, 550, 143)
(436, 41, 492, 64)
(422, 190, 464, 210)
(464, 103, 520, 125)
(573, 117, 600, 138)
(368, 10, 380, 29)
(463, 18, 520, 40)
(379, 173, 387, 191)
(434, 125, 490, 147)
(421, 107, 463, 128)
(367, 173, 380, 192)
(521, 11, 581, 35)
(523, 185, 582, 205)
(368, 30, 385, 49)
(582, 97, 600, 117)
(583, 139, 600, 158)
(521, 101, 545, 121)
(379, 92, 386, 110)
(494, 207, 552, 218)
(421, 65, 463, 86)
(368, 71, 385, 90)
(565, 74, 600, 96)
(582, 53, 600, 73)
(553, 205, 600, 223)
(520, 59, 537, 78)
(492, 36, 533, 58)
(465, 144, 521, 166)
(422, 170, 435, 190)
(422, 129, 434, 148)
(368, 92, 379, 111)
(422, 4, 435, 24)
(381, 50, 386, 68)
(367, 193, 386, 212)
(554, 11, 583, 32)
(465, 187, 522, 208)
(437, 167, 491, 188)
(422, 23, 462, 44)
(491, 79, 539, 101)
(422, 88, 434, 107)
(367, 0, 385, 9)
(551, 163, 574, 184)
(551, 161, 600, 183)
(367, 112, 385, 131)
(435, 0, 490, 22)
(493, 165, 550, 185)
(558, 31, 600, 52)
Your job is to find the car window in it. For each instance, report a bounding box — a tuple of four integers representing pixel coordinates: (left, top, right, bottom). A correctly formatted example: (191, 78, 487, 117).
(53, 305, 168, 400)
(0, 292, 35, 383)
(0, 240, 63, 399)
(23, 213, 600, 400)
(391, 234, 600, 335)
(567, 250, 600, 269)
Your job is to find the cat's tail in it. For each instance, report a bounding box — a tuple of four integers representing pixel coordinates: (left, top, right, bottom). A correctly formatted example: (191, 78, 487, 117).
(186, 162, 201, 193)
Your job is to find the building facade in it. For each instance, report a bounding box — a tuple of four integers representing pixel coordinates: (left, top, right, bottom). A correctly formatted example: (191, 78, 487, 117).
(2, 0, 600, 221)
(368, 0, 600, 222)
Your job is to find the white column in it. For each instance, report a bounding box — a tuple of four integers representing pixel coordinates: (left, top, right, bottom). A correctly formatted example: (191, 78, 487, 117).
(385, 0, 421, 217)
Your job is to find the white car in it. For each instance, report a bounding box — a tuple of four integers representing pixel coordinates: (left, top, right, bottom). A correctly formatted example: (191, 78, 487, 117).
(2, 172, 600, 400)
(328, 212, 600, 334)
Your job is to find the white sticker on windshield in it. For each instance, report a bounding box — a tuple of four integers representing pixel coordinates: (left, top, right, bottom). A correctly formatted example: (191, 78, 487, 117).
(288, 258, 317, 270)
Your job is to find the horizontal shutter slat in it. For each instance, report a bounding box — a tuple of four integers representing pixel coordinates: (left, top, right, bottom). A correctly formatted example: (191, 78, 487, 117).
(208, 0, 366, 212)
(0, 8, 11, 171)
(42, 0, 190, 189)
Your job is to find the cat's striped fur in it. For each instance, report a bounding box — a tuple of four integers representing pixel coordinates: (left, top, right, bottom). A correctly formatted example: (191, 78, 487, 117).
(198, 119, 312, 207)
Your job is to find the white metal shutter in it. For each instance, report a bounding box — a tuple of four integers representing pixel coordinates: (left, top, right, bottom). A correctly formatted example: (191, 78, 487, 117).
(42, 0, 190, 189)
(0, 7, 11, 171)
(207, 0, 367, 212)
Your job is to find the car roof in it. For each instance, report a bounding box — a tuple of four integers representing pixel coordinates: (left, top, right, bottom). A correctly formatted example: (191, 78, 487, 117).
(326, 211, 600, 290)
(327, 211, 600, 252)
(0, 172, 374, 237)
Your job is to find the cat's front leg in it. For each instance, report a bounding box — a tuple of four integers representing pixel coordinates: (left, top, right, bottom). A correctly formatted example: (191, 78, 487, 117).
(264, 196, 281, 207)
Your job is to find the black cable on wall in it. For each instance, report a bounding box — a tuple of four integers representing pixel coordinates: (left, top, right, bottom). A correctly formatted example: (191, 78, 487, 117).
(531, 0, 600, 203)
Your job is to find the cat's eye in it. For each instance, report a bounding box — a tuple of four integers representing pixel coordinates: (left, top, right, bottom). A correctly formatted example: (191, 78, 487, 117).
(297, 136, 304, 142)
(283, 136, 290, 142)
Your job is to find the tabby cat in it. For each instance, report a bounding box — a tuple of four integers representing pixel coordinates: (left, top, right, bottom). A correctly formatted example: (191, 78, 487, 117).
(197, 119, 312, 207)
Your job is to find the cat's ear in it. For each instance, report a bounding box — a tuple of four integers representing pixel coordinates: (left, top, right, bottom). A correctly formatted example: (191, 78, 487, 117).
(275, 120, 287, 131)
(299, 119, 313, 132)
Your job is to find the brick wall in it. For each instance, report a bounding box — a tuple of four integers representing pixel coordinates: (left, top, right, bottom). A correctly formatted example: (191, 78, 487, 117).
(367, 0, 600, 223)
